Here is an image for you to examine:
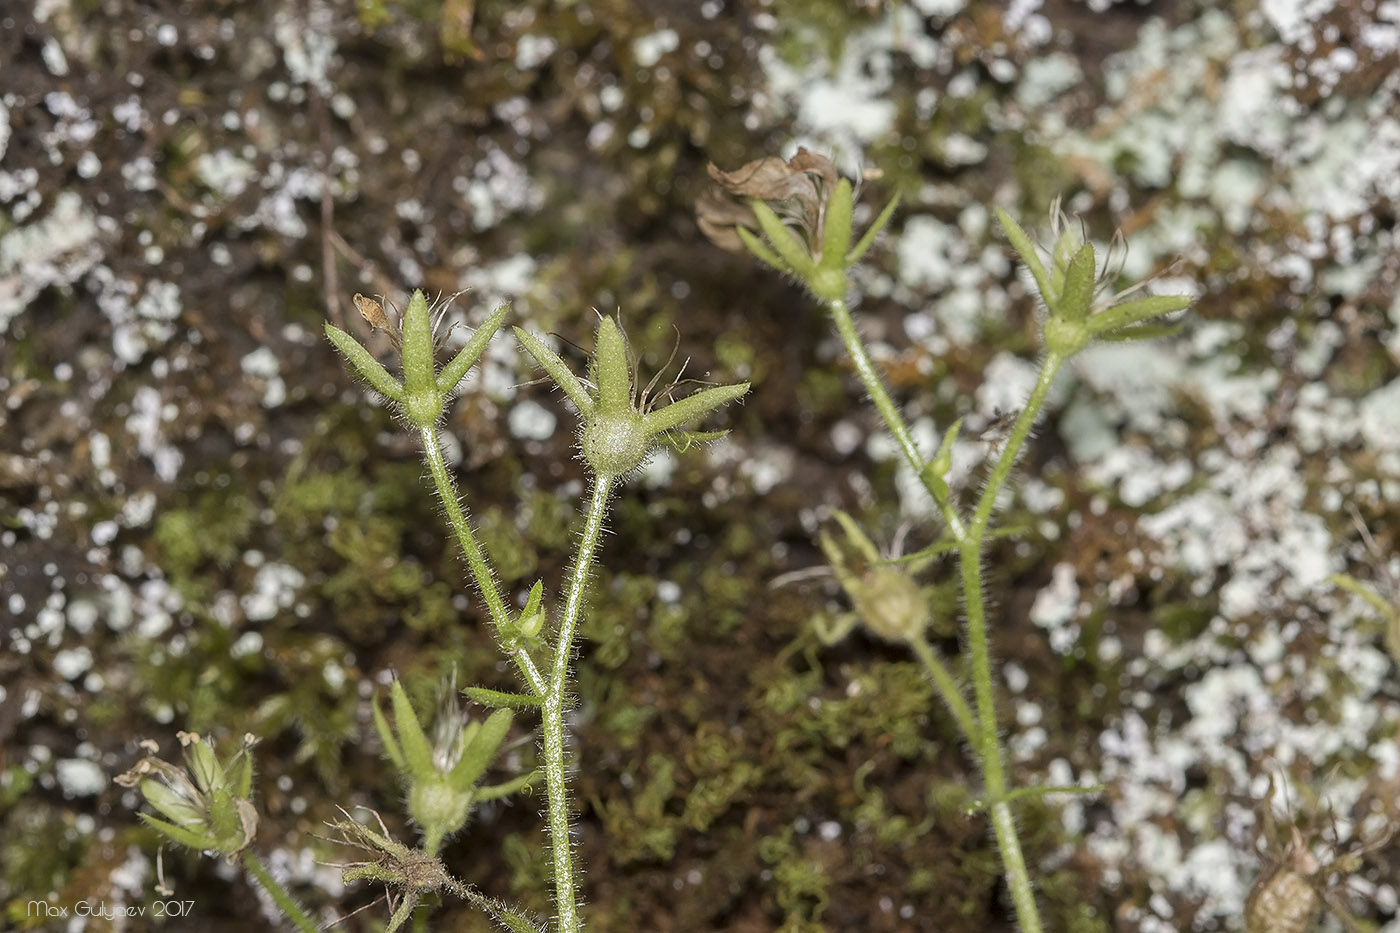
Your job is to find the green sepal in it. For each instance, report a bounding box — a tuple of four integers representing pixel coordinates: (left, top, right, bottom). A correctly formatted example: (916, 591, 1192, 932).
(389, 680, 435, 780)
(1094, 318, 1186, 343)
(475, 768, 540, 802)
(207, 788, 241, 843)
(449, 708, 512, 789)
(847, 192, 900, 265)
(140, 779, 203, 827)
(225, 741, 254, 798)
(665, 428, 729, 453)
(751, 200, 816, 279)
(513, 327, 596, 418)
(642, 381, 750, 436)
(820, 178, 854, 270)
(372, 692, 407, 773)
(137, 812, 218, 852)
(994, 207, 1052, 302)
(1057, 243, 1097, 322)
(186, 740, 219, 792)
(438, 302, 511, 396)
(1087, 294, 1192, 336)
(462, 686, 544, 709)
(399, 290, 437, 400)
(592, 317, 633, 417)
(736, 226, 791, 275)
(325, 322, 406, 402)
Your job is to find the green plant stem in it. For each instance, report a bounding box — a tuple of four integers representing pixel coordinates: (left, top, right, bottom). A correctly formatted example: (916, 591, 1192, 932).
(542, 475, 613, 933)
(972, 356, 1063, 536)
(956, 354, 1063, 933)
(243, 851, 319, 933)
(419, 425, 547, 697)
(908, 635, 977, 744)
(825, 297, 966, 537)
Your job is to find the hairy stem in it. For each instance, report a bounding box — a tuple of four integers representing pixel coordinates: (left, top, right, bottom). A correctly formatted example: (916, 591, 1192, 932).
(827, 284, 1065, 932)
(957, 354, 1062, 933)
(542, 475, 613, 933)
(420, 425, 546, 697)
(908, 635, 977, 745)
(243, 851, 319, 933)
(826, 296, 966, 538)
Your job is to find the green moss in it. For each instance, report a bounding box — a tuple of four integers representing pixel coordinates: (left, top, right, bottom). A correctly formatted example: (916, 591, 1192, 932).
(153, 486, 256, 593)
(0, 802, 89, 912)
(593, 753, 679, 865)
(254, 632, 361, 789)
(758, 828, 830, 926)
(474, 505, 539, 584)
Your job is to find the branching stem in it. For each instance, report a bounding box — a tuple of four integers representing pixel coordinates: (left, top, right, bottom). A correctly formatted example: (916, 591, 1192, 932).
(419, 425, 546, 697)
(541, 475, 613, 933)
(824, 292, 1065, 933)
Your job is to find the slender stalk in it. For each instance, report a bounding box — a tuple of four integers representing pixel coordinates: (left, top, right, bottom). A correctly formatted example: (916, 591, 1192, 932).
(908, 635, 977, 745)
(954, 354, 1063, 933)
(826, 296, 966, 539)
(243, 851, 319, 933)
(419, 425, 546, 697)
(542, 475, 613, 933)
(971, 357, 1063, 536)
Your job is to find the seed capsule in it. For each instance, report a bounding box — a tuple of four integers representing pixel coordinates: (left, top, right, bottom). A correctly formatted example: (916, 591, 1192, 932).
(1245, 859, 1322, 933)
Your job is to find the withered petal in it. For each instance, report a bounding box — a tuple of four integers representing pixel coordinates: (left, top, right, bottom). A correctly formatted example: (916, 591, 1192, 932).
(695, 189, 760, 252)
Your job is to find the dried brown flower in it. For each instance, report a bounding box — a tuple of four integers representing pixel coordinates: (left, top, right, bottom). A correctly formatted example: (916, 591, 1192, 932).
(697, 148, 840, 256)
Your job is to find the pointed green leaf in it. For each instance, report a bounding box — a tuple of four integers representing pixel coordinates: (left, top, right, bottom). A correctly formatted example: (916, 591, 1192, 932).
(994, 207, 1052, 302)
(1088, 294, 1192, 335)
(592, 317, 633, 417)
(847, 192, 900, 265)
(449, 708, 513, 789)
(642, 381, 749, 437)
(389, 680, 436, 780)
(751, 200, 816, 279)
(513, 327, 596, 418)
(820, 178, 854, 271)
(1057, 242, 1097, 322)
(520, 579, 543, 621)
(438, 302, 511, 396)
(460, 891, 547, 933)
(930, 418, 961, 477)
(475, 768, 540, 802)
(462, 686, 544, 709)
(137, 812, 218, 852)
(326, 323, 406, 402)
(736, 227, 791, 275)
(372, 693, 407, 773)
